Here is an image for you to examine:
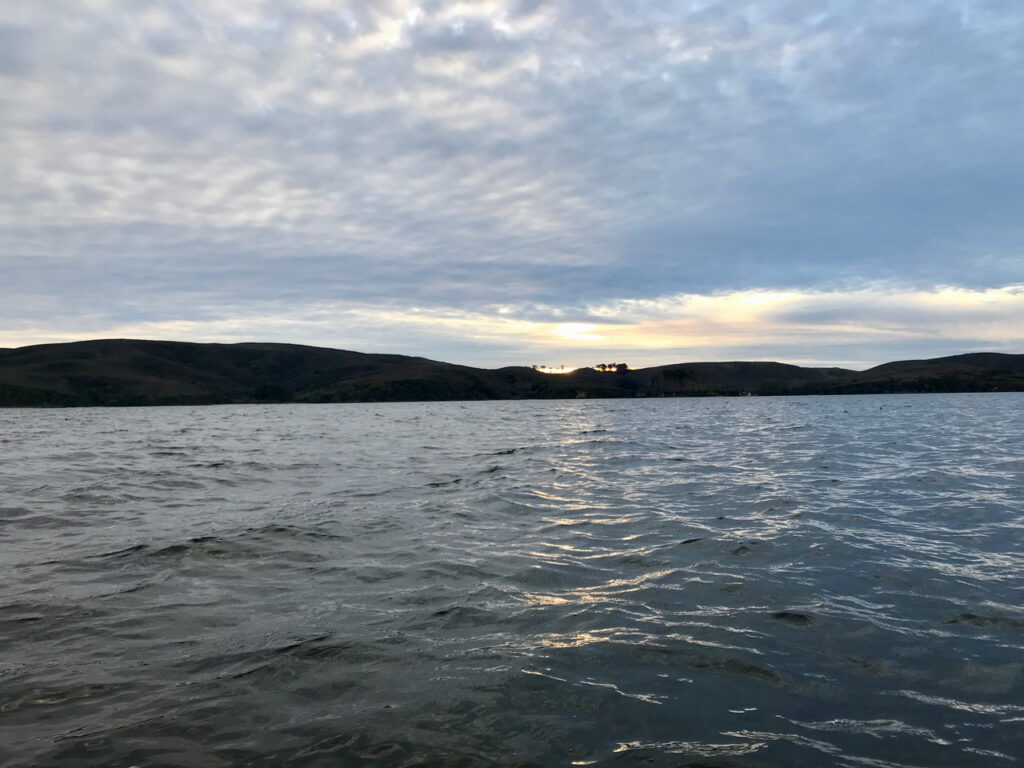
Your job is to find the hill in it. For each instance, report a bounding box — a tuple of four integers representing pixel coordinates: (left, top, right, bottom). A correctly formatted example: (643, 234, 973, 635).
(0, 340, 1021, 406)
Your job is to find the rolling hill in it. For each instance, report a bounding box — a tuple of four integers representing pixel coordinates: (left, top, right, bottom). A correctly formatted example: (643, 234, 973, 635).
(0, 340, 1021, 406)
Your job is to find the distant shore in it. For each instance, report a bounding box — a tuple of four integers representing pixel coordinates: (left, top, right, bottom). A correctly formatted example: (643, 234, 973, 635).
(1, 339, 1022, 407)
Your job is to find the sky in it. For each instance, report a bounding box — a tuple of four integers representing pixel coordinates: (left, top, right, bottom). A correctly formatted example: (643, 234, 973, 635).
(2, 0, 1022, 369)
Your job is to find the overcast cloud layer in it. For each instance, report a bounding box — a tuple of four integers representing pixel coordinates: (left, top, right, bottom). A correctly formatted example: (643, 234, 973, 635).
(2, 0, 1022, 368)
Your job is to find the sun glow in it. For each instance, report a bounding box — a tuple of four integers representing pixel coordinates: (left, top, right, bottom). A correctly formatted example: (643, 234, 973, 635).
(6, 285, 1021, 367)
(554, 323, 603, 341)
(535, 365, 576, 374)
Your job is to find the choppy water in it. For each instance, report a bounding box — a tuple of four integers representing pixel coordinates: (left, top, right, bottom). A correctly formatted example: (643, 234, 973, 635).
(1, 394, 1023, 767)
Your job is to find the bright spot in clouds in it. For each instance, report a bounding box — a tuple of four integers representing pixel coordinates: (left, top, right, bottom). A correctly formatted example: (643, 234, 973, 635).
(4, 285, 1022, 371)
(554, 324, 603, 342)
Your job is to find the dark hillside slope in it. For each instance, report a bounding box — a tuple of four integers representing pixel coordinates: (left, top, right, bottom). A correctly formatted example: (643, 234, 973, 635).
(0, 340, 1021, 405)
(824, 353, 1024, 394)
(0, 340, 477, 405)
(633, 361, 854, 396)
(0, 339, 595, 406)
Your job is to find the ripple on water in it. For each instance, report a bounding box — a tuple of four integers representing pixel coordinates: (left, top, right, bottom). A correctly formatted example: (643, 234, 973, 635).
(1, 394, 1023, 766)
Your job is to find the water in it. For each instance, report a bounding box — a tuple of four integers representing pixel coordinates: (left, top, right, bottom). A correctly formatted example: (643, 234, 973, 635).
(1, 394, 1023, 767)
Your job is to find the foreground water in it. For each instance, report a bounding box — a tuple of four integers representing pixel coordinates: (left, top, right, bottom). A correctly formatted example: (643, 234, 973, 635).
(1, 395, 1022, 767)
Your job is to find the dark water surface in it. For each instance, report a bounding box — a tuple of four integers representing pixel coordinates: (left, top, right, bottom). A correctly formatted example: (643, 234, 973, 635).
(2, 395, 1023, 767)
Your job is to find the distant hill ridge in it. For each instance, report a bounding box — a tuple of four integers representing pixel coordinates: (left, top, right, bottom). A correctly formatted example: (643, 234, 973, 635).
(1, 339, 1022, 406)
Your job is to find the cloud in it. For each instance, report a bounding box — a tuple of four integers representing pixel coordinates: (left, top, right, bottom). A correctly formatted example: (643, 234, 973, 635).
(4, 285, 1022, 370)
(1, 1, 1023, 364)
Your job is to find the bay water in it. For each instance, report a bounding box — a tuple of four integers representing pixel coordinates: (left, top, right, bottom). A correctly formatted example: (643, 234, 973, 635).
(1, 394, 1022, 766)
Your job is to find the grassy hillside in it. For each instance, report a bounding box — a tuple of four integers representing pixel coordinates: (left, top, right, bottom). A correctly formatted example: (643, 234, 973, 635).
(0, 339, 591, 406)
(633, 361, 854, 396)
(811, 353, 1024, 394)
(0, 340, 1021, 406)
